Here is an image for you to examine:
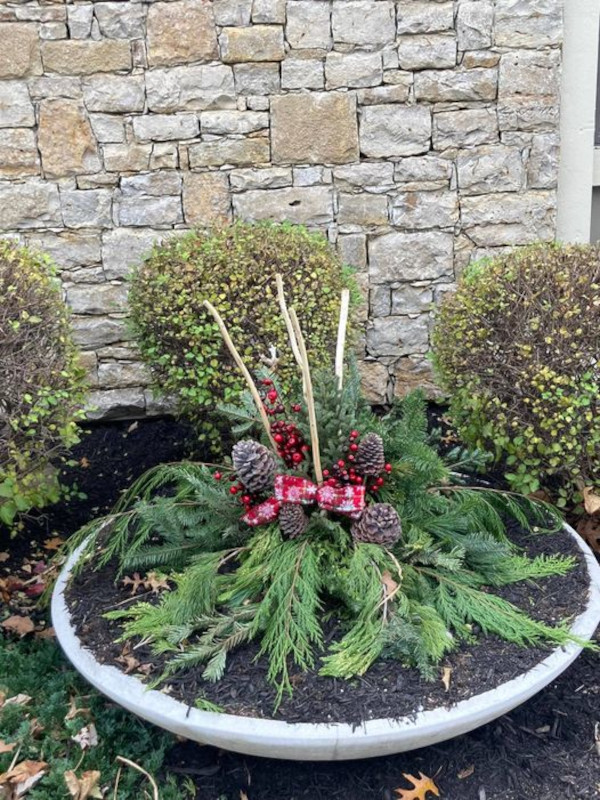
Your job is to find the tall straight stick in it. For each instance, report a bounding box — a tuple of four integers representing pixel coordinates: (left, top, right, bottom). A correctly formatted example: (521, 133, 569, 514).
(335, 288, 351, 391)
(289, 308, 323, 484)
(275, 274, 304, 369)
(203, 300, 277, 451)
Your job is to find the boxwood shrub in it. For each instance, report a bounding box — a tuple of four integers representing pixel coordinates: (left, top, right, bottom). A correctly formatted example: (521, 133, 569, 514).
(128, 222, 354, 439)
(0, 241, 87, 530)
(432, 243, 600, 503)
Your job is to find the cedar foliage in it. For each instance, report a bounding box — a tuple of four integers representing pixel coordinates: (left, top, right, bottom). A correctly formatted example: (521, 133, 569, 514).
(76, 381, 587, 708)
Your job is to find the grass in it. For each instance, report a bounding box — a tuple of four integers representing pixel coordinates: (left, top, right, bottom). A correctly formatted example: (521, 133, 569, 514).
(0, 633, 194, 798)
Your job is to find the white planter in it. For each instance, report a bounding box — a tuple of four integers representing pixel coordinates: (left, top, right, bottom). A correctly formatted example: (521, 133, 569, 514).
(52, 524, 600, 761)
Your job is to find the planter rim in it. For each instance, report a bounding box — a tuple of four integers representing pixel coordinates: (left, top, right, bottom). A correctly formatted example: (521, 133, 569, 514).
(52, 523, 600, 761)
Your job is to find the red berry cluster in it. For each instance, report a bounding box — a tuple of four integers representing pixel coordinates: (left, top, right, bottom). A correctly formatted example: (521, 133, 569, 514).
(213, 470, 259, 511)
(272, 420, 309, 468)
(323, 430, 393, 492)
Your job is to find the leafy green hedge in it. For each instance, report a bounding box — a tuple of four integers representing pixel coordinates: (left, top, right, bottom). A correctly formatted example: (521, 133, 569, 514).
(0, 241, 87, 529)
(432, 242, 600, 502)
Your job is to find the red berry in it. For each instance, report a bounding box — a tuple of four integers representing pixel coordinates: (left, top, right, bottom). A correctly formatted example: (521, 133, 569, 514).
(323, 469, 330, 477)
(262, 378, 272, 386)
(301, 444, 309, 452)
(327, 477, 337, 487)
(348, 454, 355, 462)
(292, 452, 303, 464)
(376, 477, 385, 486)
(350, 430, 359, 439)
(355, 476, 363, 484)
(242, 495, 251, 504)
(337, 459, 345, 468)
(292, 404, 302, 412)
(214, 471, 222, 480)
(384, 463, 392, 473)
(267, 389, 278, 403)
(230, 486, 239, 495)
(288, 436, 297, 447)
(229, 474, 237, 481)
(371, 485, 379, 493)
(349, 443, 358, 452)
(274, 433, 284, 444)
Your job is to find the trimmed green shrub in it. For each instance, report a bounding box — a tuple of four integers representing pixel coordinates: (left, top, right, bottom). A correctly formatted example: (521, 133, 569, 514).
(432, 243, 600, 503)
(0, 241, 87, 529)
(128, 222, 354, 437)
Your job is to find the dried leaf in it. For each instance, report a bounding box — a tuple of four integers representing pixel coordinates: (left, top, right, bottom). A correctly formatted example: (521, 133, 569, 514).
(458, 765, 475, 779)
(4, 695, 32, 708)
(577, 515, 600, 553)
(79, 457, 91, 469)
(0, 552, 9, 563)
(42, 537, 63, 551)
(144, 572, 170, 594)
(395, 772, 440, 800)
(1, 616, 34, 637)
(64, 769, 102, 800)
(71, 723, 98, 751)
(116, 654, 140, 675)
(381, 570, 398, 596)
(441, 667, 452, 692)
(0, 741, 16, 755)
(583, 487, 600, 516)
(122, 573, 145, 596)
(35, 627, 55, 641)
(0, 760, 48, 798)
(65, 697, 90, 722)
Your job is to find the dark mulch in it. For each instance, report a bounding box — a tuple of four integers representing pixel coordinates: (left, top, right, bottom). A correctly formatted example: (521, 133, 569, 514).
(3, 416, 600, 799)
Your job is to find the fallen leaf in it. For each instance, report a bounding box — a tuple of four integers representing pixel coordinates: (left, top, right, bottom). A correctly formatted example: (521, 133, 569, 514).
(35, 627, 55, 641)
(441, 666, 452, 692)
(0, 760, 48, 798)
(0, 741, 16, 754)
(64, 769, 102, 800)
(65, 697, 90, 722)
(395, 772, 440, 800)
(4, 695, 32, 708)
(0, 552, 9, 563)
(79, 457, 91, 469)
(1, 616, 34, 637)
(71, 723, 98, 750)
(583, 486, 600, 516)
(577, 516, 600, 553)
(144, 572, 170, 594)
(42, 537, 63, 551)
(458, 765, 475, 779)
(122, 573, 145, 595)
(116, 654, 140, 674)
(381, 570, 398, 596)
(126, 421, 138, 434)
(28, 719, 44, 739)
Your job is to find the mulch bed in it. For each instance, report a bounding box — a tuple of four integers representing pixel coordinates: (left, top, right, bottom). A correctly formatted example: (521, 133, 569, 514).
(3, 416, 600, 799)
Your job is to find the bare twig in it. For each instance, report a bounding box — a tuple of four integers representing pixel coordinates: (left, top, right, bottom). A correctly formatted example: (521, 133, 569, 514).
(115, 756, 159, 800)
(289, 308, 322, 483)
(335, 289, 351, 391)
(275, 274, 303, 369)
(203, 299, 277, 450)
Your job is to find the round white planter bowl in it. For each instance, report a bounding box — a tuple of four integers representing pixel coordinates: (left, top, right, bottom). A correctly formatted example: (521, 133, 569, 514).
(53, 524, 600, 761)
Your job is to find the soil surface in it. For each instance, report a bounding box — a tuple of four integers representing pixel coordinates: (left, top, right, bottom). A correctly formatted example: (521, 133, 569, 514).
(66, 525, 589, 726)
(4, 417, 600, 799)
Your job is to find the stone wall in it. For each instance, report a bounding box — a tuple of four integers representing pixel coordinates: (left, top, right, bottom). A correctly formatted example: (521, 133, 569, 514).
(0, 0, 562, 416)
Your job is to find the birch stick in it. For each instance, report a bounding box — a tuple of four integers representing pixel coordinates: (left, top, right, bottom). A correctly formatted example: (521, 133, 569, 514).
(203, 299, 277, 451)
(275, 274, 303, 369)
(289, 308, 323, 483)
(335, 288, 351, 391)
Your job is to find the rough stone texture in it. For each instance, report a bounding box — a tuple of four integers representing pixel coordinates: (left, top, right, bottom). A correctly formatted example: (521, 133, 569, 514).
(0, 0, 564, 416)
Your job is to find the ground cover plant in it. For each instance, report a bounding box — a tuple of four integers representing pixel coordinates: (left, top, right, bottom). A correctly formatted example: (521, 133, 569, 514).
(432, 243, 600, 507)
(70, 281, 588, 709)
(128, 221, 355, 445)
(0, 240, 87, 532)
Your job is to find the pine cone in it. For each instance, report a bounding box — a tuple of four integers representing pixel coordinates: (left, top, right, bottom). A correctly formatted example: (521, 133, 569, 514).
(279, 503, 308, 539)
(231, 440, 276, 493)
(351, 503, 402, 547)
(354, 432, 385, 476)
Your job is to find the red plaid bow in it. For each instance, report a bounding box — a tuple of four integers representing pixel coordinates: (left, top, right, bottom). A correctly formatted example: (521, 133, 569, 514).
(242, 474, 366, 527)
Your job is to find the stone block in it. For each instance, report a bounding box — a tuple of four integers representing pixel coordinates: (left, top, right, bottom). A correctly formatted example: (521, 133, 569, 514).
(394, 155, 453, 190)
(368, 231, 454, 283)
(397, 34, 457, 70)
(234, 63, 281, 94)
(0, 129, 39, 177)
(200, 110, 268, 135)
(188, 137, 270, 167)
(495, 0, 562, 48)
(89, 114, 125, 144)
(499, 50, 560, 99)
(67, 283, 129, 315)
(121, 172, 182, 196)
(0, 82, 35, 127)
(338, 233, 367, 269)
(497, 98, 559, 132)
(337, 193, 388, 227)
(366, 315, 429, 357)
(332, 1, 396, 47)
(102, 228, 162, 279)
(133, 114, 199, 141)
(229, 167, 292, 191)
(233, 187, 334, 225)
(94, 2, 146, 39)
(252, 0, 285, 24)
(67, 5, 93, 38)
(271, 93, 359, 165)
(457, 145, 525, 195)
(325, 51, 382, 89)
(456, 1, 494, 50)
(281, 58, 324, 90)
(393, 356, 442, 399)
(357, 82, 412, 105)
(391, 285, 433, 314)
(83, 75, 145, 113)
(115, 176, 183, 227)
(213, 0, 252, 26)
(391, 190, 458, 229)
(28, 76, 81, 100)
(28, 231, 101, 269)
(0, 23, 42, 78)
(147, 0, 218, 66)
(461, 190, 556, 246)
(98, 361, 149, 389)
(527, 132, 559, 189)
(71, 316, 132, 348)
(183, 172, 231, 225)
(86, 388, 146, 420)
(414, 68, 497, 102)
(293, 166, 332, 186)
(397, 2, 454, 34)
(286, 2, 331, 49)
(370, 285, 391, 316)
(42, 40, 132, 75)
(38, 99, 101, 178)
(103, 143, 152, 172)
(359, 360, 390, 404)
(146, 65, 236, 112)
(151, 142, 180, 169)
(61, 189, 112, 228)
(220, 25, 284, 63)
(433, 108, 499, 150)
(334, 163, 395, 193)
(360, 105, 431, 158)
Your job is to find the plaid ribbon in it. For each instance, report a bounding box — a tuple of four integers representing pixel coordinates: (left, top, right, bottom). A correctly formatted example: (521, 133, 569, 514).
(242, 474, 365, 527)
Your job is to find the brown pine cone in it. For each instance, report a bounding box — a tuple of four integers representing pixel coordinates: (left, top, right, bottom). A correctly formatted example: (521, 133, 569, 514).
(279, 503, 308, 539)
(231, 440, 276, 493)
(354, 432, 385, 476)
(351, 503, 402, 547)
